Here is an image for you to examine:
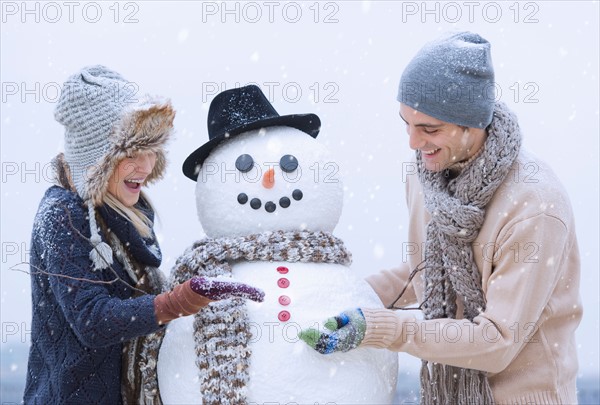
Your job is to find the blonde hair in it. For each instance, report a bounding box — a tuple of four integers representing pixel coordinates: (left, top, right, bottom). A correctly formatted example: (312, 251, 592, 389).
(103, 191, 155, 238)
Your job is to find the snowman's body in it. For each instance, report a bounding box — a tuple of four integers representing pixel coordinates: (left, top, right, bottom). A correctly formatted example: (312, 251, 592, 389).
(158, 126, 398, 403)
(158, 261, 398, 403)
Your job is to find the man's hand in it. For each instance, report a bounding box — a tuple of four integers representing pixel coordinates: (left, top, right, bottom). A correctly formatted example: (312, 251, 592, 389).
(298, 308, 366, 354)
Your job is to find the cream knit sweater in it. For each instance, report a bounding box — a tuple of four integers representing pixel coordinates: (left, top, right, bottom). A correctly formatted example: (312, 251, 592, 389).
(363, 151, 582, 404)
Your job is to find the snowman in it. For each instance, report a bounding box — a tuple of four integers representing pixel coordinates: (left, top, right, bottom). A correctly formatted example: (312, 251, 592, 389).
(156, 85, 398, 404)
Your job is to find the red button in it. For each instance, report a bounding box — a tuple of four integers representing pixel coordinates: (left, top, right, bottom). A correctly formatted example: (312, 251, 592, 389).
(277, 278, 290, 288)
(277, 266, 289, 274)
(278, 310, 291, 322)
(278, 295, 291, 306)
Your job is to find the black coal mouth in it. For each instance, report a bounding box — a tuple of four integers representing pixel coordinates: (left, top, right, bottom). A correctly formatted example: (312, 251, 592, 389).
(237, 189, 303, 213)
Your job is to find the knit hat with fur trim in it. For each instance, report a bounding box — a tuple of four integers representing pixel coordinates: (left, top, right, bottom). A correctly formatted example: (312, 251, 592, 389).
(54, 65, 175, 269)
(397, 31, 495, 129)
(55, 65, 174, 205)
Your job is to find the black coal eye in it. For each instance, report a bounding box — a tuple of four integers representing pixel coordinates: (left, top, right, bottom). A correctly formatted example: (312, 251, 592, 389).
(280, 154, 298, 173)
(235, 154, 254, 172)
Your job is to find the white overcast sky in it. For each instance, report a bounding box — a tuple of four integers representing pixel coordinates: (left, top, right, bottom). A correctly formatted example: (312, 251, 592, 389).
(1, 1, 598, 378)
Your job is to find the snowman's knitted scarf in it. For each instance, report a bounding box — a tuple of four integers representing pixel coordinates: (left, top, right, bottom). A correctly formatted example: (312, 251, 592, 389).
(416, 102, 521, 405)
(140, 230, 351, 405)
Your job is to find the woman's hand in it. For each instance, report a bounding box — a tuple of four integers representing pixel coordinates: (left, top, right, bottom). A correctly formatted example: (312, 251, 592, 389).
(189, 276, 265, 302)
(154, 277, 264, 324)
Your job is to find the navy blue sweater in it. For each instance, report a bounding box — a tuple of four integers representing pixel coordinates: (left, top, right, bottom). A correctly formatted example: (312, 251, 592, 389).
(24, 186, 162, 404)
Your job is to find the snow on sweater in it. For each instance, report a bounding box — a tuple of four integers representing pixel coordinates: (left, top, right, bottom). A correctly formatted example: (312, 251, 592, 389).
(363, 151, 582, 404)
(24, 186, 162, 404)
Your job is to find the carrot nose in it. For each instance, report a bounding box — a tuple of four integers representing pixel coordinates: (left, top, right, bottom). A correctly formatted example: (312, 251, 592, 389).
(262, 168, 275, 189)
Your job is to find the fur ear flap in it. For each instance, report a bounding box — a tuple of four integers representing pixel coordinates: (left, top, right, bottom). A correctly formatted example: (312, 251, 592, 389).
(85, 97, 175, 206)
(113, 98, 175, 155)
(51, 153, 76, 191)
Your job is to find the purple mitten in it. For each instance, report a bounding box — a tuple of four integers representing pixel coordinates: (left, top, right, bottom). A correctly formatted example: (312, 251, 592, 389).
(189, 276, 265, 303)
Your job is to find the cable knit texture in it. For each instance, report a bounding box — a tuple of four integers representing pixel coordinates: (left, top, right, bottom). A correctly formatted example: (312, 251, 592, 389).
(24, 186, 163, 405)
(413, 101, 521, 404)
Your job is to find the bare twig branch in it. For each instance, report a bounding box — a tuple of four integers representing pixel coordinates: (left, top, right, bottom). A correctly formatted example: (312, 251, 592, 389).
(11, 263, 119, 285)
(386, 259, 444, 312)
(387, 260, 426, 310)
(61, 202, 151, 295)
(17, 203, 152, 296)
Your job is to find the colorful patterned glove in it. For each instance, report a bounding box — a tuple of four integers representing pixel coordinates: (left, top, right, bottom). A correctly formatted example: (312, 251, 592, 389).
(298, 308, 366, 354)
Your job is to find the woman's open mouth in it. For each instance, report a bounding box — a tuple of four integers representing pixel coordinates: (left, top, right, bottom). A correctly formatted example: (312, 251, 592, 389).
(124, 179, 144, 192)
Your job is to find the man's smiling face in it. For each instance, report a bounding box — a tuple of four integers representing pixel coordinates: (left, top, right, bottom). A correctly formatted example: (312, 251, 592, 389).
(399, 103, 487, 172)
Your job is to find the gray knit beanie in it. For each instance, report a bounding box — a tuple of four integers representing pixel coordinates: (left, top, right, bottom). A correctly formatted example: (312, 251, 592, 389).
(54, 65, 175, 270)
(55, 65, 136, 200)
(397, 31, 495, 128)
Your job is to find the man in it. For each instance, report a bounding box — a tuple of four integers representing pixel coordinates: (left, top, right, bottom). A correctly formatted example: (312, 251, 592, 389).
(300, 31, 582, 404)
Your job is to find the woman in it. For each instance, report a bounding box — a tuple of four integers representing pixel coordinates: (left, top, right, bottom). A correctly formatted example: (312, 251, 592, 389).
(23, 65, 263, 404)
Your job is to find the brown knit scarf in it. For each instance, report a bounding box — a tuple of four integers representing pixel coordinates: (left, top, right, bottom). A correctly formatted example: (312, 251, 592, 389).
(140, 230, 352, 405)
(416, 102, 522, 405)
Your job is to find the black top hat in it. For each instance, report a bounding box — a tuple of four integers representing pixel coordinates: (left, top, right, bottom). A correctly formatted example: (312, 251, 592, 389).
(182, 85, 321, 181)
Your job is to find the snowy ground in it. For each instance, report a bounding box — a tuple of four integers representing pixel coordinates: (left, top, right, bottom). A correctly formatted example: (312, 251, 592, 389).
(1, 343, 598, 404)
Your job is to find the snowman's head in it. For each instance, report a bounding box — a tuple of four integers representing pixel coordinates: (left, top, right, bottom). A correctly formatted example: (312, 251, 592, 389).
(195, 126, 343, 238)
